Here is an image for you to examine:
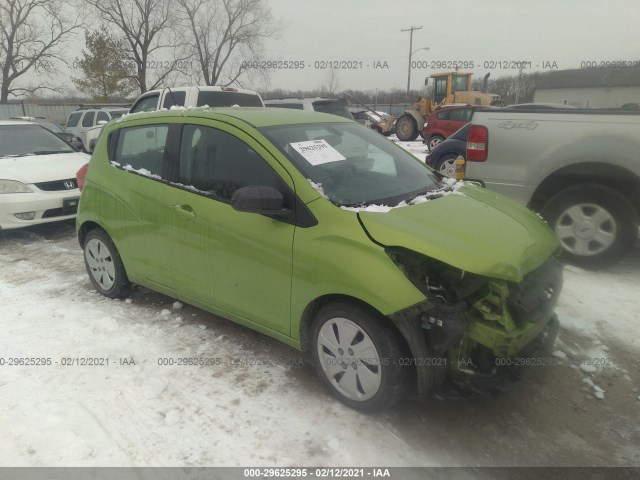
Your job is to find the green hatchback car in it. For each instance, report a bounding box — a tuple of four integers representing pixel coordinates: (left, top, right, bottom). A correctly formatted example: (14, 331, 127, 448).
(76, 107, 562, 412)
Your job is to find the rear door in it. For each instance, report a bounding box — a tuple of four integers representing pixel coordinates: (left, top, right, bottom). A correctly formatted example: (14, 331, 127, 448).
(107, 122, 177, 290)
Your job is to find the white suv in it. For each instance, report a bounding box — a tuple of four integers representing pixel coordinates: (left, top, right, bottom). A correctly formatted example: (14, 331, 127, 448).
(65, 107, 129, 151)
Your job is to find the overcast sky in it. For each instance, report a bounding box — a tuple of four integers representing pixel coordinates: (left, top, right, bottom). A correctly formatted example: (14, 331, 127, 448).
(254, 0, 640, 92)
(24, 0, 640, 96)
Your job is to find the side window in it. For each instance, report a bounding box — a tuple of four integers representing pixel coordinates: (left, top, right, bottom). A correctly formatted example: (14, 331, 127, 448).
(130, 93, 160, 113)
(179, 124, 281, 201)
(448, 109, 470, 122)
(96, 111, 110, 123)
(82, 111, 95, 127)
(114, 124, 169, 178)
(162, 91, 186, 109)
(437, 110, 450, 120)
(67, 112, 81, 127)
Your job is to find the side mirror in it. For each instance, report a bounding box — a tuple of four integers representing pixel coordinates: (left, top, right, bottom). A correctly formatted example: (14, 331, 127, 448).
(231, 186, 288, 215)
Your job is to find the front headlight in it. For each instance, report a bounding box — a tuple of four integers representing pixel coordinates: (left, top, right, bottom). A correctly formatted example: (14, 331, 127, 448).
(0, 179, 33, 194)
(386, 247, 486, 303)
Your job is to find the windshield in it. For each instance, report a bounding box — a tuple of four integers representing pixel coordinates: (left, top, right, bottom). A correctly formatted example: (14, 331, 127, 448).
(0, 124, 75, 157)
(260, 122, 443, 206)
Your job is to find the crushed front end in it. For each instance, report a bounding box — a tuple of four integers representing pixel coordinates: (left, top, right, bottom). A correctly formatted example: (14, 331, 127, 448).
(387, 247, 563, 395)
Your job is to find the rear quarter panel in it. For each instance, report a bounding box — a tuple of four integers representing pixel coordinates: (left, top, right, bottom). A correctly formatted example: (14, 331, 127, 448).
(465, 111, 640, 205)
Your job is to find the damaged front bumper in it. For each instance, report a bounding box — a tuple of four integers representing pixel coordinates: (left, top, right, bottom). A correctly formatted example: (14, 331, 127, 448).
(389, 258, 563, 396)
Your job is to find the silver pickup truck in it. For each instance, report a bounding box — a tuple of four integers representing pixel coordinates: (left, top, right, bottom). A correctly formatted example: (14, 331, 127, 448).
(463, 108, 640, 267)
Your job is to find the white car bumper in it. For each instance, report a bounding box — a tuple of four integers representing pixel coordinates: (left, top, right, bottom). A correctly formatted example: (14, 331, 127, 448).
(0, 187, 80, 230)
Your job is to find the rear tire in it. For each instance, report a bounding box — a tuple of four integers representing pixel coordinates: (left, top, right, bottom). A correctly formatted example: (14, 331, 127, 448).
(434, 154, 460, 178)
(83, 228, 131, 298)
(541, 184, 637, 268)
(395, 115, 419, 141)
(311, 302, 409, 412)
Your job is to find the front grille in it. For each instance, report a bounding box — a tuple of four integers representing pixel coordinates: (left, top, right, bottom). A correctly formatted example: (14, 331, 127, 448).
(35, 178, 77, 191)
(508, 259, 563, 327)
(42, 206, 77, 218)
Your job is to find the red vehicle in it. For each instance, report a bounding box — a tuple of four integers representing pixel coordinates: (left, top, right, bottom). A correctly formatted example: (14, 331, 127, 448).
(422, 105, 480, 151)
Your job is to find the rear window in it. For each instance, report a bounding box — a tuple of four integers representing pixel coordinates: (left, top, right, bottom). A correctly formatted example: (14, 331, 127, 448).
(197, 91, 263, 107)
(267, 103, 304, 110)
(312, 100, 353, 119)
(67, 112, 82, 127)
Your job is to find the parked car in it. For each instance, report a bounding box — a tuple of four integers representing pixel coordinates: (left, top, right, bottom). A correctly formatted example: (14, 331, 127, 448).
(11, 116, 83, 151)
(422, 105, 479, 151)
(0, 120, 89, 229)
(264, 97, 353, 119)
(349, 107, 392, 135)
(425, 123, 470, 177)
(66, 107, 129, 151)
(129, 86, 265, 114)
(77, 108, 562, 412)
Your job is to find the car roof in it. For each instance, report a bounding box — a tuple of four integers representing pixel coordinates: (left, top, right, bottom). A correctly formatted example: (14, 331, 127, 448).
(114, 106, 353, 128)
(143, 86, 261, 96)
(0, 119, 38, 126)
(264, 97, 338, 103)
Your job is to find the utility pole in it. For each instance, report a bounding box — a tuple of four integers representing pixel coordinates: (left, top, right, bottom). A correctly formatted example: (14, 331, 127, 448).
(401, 25, 423, 100)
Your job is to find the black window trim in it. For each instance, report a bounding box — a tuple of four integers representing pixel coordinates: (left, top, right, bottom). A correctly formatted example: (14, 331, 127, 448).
(168, 123, 317, 227)
(107, 120, 317, 228)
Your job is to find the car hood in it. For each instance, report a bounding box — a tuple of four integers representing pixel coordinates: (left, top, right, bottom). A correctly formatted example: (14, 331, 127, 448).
(358, 185, 559, 282)
(0, 152, 90, 184)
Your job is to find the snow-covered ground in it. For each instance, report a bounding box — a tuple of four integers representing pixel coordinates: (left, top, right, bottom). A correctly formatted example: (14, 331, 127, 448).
(1, 139, 639, 467)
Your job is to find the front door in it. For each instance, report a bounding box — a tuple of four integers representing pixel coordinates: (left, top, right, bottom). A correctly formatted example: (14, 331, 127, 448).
(167, 122, 296, 335)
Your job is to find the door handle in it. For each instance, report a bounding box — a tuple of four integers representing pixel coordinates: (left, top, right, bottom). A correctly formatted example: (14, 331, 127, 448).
(170, 204, 196, 220)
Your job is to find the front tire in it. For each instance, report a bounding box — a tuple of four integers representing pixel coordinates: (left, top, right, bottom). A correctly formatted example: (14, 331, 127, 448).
(428, 135, 445, 151)
(395, 115, 419, 141)
(83, 228, 131, 298)
(541, 184, 637, 268)
(311, 302, 409, 412)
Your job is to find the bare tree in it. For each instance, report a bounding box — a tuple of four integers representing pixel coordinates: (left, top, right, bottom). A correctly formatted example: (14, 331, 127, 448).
(178, 0, 280, 87)
(319, 68, 341, 96)
(85, 0, 186, 93)
(0, 0, 81, 103)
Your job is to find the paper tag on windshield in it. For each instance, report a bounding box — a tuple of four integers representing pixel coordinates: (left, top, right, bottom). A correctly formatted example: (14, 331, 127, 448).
(290, 140, 346, 166)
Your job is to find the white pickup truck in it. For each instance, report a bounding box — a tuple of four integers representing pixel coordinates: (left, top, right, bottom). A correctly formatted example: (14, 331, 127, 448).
(85, 86, 264, 152)
(462, 108, 640, 267)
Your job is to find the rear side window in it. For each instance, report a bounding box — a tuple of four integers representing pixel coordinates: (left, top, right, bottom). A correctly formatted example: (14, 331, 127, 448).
(197, 91, 263, 107)
(96, 111, 110, 123)
(448, 109, 472, 122)
(82, 112, 95, 127)
(67, 112, 82, 127)
(162, 91, 186, 108)
(178, 124, 280, 200)
(130, 93, 160, 113)
(114, 125, 169, 178)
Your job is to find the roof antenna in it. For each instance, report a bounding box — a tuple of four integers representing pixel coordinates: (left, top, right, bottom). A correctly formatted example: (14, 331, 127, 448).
(166, 87, 179, 108)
